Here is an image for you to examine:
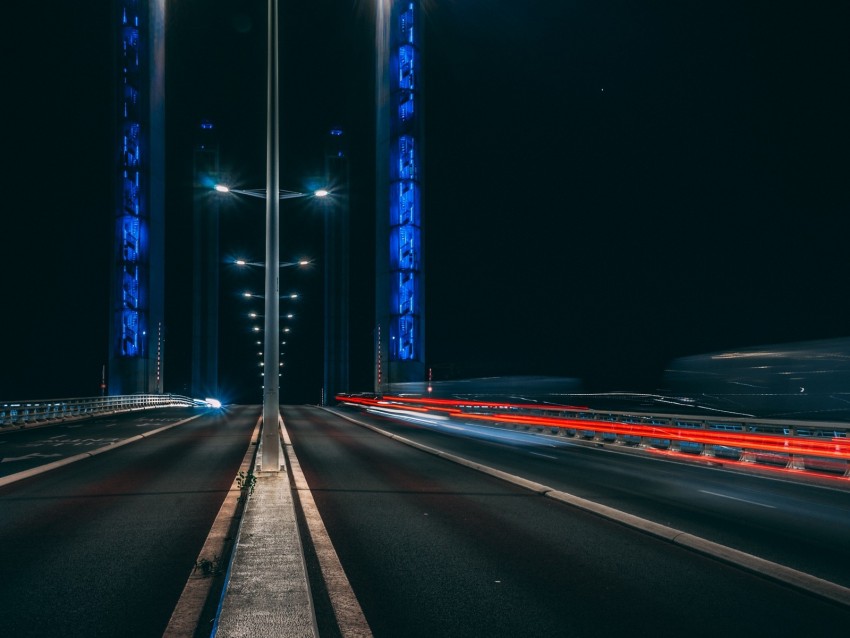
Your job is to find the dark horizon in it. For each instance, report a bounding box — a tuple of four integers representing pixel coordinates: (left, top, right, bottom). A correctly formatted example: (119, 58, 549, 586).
(2, 2, 848, 404)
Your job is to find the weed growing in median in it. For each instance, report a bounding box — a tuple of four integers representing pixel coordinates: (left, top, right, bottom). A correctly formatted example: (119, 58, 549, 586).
(194, 555, 222, 577)
(236, 470, 256, 498)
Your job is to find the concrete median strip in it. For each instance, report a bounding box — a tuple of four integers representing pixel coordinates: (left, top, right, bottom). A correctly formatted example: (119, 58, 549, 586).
(326, 408, 850, 609)
(212, 416, 318, 638)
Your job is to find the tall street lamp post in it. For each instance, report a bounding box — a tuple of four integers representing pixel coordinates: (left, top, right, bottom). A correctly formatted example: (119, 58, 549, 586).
(216, 0, 327, 470)
(214, 183, 325, 472)
(263, 0, 282, 471)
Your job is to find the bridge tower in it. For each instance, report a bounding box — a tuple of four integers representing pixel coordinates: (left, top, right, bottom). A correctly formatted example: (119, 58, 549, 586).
(108, 0, 166, 395)
(375, 0, 426, 394)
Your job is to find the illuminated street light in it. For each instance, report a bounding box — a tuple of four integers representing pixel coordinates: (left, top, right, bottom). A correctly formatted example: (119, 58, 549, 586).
(210, 0, 330, 469)
(234, 257, 311, 268)
(246, 312, 295, 319)
(242, 291, 299, 300)
(215, 184, 330, 201)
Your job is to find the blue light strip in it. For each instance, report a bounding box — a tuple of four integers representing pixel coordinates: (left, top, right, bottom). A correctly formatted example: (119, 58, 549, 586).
(389, 2, 421, 362)
(116, 1, 146, 358)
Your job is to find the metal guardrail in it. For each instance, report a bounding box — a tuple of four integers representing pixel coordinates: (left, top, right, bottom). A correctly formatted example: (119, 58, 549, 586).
(337, 394, 850, 477)
(0, 394, 204, 428)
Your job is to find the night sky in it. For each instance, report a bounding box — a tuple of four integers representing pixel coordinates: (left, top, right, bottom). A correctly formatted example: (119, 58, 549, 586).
(2, 1, 848, 403)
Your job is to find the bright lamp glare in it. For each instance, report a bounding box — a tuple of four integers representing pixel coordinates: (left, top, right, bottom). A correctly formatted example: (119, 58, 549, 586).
(204, 398, 223, 409)
(315, 189, 329, 197)
(214, 184, 230, 193)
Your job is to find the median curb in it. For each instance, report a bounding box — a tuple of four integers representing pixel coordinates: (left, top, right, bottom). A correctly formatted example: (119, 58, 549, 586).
(211, 416, 318, 638)
(163, 417, 262, 637)
(282, 414, 373, 638)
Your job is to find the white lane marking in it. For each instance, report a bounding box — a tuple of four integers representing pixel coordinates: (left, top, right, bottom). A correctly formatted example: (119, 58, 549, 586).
(286, 422, 373, 637)
(1, 452, 63, 463)
(527, 451, 557, 460)
(700, 489, 775, 509)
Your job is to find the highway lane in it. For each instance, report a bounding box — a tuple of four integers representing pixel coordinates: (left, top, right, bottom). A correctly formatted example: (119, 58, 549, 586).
(335, 405, 850, 590)
(0, 404, 258, 638)
(284, 406, 850, 638)
(0, 407, 210, 478)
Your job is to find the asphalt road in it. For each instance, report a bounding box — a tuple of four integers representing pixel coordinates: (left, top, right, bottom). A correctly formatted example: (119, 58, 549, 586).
(285, 405, 850, 638)
(0, 404, 258, 638)
(0, 407, 207, 478)
(334, 405, 850, 589)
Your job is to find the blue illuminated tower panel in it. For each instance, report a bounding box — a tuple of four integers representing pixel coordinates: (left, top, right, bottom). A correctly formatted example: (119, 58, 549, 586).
(376, 1, 425, 392)
(109, 0, 165, 395)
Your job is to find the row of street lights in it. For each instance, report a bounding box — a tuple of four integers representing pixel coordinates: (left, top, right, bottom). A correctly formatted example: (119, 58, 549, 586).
(212, 0, 332, 471)
(216, 180, 327, 469)
(243, 288, 299, 375)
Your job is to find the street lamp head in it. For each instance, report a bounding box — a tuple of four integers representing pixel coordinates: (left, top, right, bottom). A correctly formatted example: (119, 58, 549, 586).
(280, 258, 311, 268)
(242, 290, 298, 299)
(242, 291, 298, 300)
(214, 184, 328, 200)
(235, 257, 308, 268)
